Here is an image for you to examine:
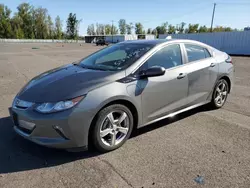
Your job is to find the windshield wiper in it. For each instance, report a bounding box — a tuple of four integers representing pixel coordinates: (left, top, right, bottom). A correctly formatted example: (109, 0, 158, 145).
(73, 63, 114, 71)
(72, 63, 83, 68)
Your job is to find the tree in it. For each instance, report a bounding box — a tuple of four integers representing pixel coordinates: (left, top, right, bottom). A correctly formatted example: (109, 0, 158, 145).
(135, 22, 143, 34)
(33, 7, 49, 39)
(104, 24, 111, 35)
(187, 24, 199, 33)
(95, 23, 105, 35)
(168, 24, 176, 34)
(176, 22, 186, 33)
(118, 19, 126, 34)
(47, 15, 54, 39)
(155, 22, 168, 35)
(126, 22, 133, 34)
(213, 26, 233, 32)
(152, 29, 158, 36)
(66, 13, 80, 39)
(111, 25, 118, 35)
(198, 25, 208, 33)
(11, 14, 24, 38)
(0, 4, 12, 38)
(147, 28, 152, 34)
(17, 3, 33, 39)
(87, 24, 95, 35)
(55, 16, 62, 39)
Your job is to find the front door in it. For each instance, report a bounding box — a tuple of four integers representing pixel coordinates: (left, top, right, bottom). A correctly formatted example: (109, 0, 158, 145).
(138, 44, 189, 124)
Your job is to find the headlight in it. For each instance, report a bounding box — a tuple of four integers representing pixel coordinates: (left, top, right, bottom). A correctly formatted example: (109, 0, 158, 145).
(35, 96, 84, 113)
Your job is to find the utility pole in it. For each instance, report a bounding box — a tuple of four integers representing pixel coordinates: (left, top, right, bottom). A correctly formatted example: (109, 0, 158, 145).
(210, 3, 216, 32)
(111, 20, 114, 43)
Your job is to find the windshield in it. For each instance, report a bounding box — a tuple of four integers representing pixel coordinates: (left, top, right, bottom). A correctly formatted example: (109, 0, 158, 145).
(79, 43, 154, 71)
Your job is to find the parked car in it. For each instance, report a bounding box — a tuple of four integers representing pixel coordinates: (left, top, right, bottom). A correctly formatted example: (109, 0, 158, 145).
(10, 39, 234, 152)
(96, 39, 109, 46)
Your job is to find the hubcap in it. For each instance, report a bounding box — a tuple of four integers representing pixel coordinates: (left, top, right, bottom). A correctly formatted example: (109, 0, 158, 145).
(100, 110, 129, 147)
(214, 82, 227, 106)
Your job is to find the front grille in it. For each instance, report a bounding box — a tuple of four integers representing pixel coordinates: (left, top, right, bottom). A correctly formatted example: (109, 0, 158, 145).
(12, 112, 33, 135)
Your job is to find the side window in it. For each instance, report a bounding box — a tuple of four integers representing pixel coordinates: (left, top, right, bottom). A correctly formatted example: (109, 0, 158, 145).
(141, 44, 182, 70)
(204, 48, 211, 58)
(185, 44, 211, 62)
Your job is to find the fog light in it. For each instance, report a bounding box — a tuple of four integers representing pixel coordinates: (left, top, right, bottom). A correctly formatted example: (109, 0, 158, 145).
(19, 120, 36, 130)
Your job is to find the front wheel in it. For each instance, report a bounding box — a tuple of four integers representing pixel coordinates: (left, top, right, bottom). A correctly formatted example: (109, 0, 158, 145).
(210, 79, 229, 109)
(91, 104, 134, 152)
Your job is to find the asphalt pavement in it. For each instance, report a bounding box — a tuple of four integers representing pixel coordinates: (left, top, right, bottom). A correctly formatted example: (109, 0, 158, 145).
(0, 43, 249, 188)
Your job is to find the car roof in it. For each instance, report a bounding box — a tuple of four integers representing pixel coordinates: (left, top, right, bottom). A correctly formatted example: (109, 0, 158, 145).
(121, 39, 214, 49)
(121, 39, 175, 45)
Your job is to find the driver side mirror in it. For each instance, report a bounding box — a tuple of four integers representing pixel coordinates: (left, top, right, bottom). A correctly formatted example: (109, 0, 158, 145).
(139, 66, 165, 78)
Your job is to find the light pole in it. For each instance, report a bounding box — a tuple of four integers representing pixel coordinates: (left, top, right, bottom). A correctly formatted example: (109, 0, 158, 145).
(210, 3, 217, 32)
(111, 20, 114, 43)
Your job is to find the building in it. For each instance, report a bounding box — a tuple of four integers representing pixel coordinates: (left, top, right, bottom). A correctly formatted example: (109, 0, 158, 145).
(84, 34, 155, 43)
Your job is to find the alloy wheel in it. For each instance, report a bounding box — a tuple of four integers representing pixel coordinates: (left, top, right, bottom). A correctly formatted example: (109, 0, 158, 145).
(100, 110, 129, 147)
(214, 81, 228, 107)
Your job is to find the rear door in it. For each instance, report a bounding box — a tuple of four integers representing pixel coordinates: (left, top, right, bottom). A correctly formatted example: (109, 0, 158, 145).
(183, 43, 218, 105)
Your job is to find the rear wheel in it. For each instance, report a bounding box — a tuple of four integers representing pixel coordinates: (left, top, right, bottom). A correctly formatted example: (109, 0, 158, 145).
(210, 79, 229, 109)
(91, 104, 133, 152)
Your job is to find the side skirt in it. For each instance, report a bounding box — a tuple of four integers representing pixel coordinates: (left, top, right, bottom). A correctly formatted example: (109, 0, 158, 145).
(140, 101, 210, 128)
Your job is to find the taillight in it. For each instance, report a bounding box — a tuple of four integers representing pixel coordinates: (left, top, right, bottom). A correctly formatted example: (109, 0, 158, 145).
(226, 55, 233, 64)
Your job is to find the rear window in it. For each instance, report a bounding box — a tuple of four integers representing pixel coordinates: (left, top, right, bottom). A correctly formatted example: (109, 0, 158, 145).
(185, 44, 211, 62)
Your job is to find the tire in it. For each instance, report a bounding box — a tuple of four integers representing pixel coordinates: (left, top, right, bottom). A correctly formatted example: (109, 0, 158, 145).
(210, 79, 229, 109)
(91, 104, 134, 152)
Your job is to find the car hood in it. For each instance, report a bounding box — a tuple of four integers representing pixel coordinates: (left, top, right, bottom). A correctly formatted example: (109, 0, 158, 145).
(17, 64, 124, 103)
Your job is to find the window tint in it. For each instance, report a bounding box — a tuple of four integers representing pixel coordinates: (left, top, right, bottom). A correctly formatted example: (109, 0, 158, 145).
(141, 44, 182, 70)
(96, 50, 126, 64)
(185, 44, 211, 62)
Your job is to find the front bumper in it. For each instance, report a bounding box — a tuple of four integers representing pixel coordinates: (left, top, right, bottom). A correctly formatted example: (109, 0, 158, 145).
(9, 106, 93, 150)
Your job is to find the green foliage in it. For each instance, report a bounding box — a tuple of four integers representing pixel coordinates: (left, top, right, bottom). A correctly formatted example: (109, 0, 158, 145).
(0, 3, 67, 39)
(168, 24, 176, 34)
(155, 22, 168, 36)
(111, 25, 118, 35)
(118, 19, 126, 34)
(105, 24, 111, 35)
(135, 22, 143, 34)
(152, 29, 157, 36)
(176, 22, 186, 33)
(126, 22, 133, 34)
(95, 23, 105, 35)
(87, 24, 95, 35)
(17, 3, 33, 39)
(198, 25, 208, 33)
(187, 24, 199, 33)
(213, 26, 233, 32)
(0, 3, 241, 40)
(55, 16, 63, 39)
(0, 4, 13, 38)
(47, 15, 54, 39)
(147, 28, 152, 34)
(66, 13, 80, 40)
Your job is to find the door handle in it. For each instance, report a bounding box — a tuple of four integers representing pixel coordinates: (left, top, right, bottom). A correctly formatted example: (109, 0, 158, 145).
(177, 73, 186, 79)
(210, 63, 216, 67)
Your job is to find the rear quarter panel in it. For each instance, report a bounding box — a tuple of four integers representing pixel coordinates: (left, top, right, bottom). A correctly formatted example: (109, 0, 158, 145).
(215, 51, 234, 92)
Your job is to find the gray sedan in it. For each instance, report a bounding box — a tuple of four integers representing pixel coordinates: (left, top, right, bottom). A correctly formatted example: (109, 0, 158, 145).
(10, 39, 234, 152)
